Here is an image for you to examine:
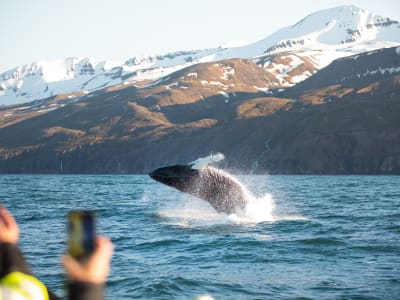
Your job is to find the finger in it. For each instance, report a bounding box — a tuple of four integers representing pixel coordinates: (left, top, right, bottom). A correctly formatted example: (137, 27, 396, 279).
(94, 236, 114, 258)
(0, 206, 7, 226)
(0, 206, 17, 228)
(62, 255, 85, 280)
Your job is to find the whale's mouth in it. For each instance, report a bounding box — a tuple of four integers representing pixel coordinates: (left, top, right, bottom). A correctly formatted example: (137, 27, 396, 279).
(149, 165, 199, 183)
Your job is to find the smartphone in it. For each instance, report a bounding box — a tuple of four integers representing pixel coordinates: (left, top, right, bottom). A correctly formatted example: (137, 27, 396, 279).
(68, 211, 95, 260)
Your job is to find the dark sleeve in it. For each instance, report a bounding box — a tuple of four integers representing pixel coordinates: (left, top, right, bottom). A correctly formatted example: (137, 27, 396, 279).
(0, 242, 31, 277)
(0, 242, 63, 300)
(67, 281, 104, 300)
(49, 291, 63, 300)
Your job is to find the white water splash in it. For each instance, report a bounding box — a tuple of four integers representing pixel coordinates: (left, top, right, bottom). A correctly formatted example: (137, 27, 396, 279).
(231, 193, 276, 223)
(155, 170, 311, 225)
(157, 191, 307, 228)
(158, 208, 229, 227)
(157, 192, 278, 227)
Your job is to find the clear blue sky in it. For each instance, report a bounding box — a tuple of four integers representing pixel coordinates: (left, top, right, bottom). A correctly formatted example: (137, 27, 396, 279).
(1, 0, 399, 72)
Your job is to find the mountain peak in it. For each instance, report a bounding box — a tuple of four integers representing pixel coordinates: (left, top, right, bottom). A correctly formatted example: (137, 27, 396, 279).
(1, 5, 400, 106)
(262, 4, 399, 53)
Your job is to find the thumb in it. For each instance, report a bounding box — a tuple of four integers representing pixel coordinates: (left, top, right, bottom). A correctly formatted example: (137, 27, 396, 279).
(62, 254, 86, 281)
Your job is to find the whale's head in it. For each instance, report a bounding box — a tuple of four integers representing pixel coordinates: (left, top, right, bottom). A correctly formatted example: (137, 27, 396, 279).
(149, 165, 200, 192)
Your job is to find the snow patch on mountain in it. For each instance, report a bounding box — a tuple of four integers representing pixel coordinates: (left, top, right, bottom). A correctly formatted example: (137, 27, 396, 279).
(1, 5, 400, 106)
(340, 66, 400, 82)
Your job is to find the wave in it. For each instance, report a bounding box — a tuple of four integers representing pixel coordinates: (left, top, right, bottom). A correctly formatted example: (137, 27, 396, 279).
(155, 191, 307, 228)
(297, 237, 347, 246)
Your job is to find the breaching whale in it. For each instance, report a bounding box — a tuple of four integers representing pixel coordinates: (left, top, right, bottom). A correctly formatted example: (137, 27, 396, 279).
(149, 155, 250, 214)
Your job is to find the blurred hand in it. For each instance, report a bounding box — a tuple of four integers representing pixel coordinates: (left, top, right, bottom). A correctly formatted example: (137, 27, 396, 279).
(0, 206, 20, 244)
(62, 235, 113, 284)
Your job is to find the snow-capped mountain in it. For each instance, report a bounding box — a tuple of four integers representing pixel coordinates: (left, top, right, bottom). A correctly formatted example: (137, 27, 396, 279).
(1, 5, 399, 106)
(0, 50, 224, 106)
(1, 45, 399, 174)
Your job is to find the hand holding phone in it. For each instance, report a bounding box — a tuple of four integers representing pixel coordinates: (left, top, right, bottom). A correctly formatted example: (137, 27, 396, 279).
(64, 211, 113, 284)
(63, 235, 113, 284)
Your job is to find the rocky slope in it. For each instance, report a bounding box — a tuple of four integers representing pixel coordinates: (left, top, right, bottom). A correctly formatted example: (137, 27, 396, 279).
(0, 5, 399, 174)
(0, 46, 399, 174)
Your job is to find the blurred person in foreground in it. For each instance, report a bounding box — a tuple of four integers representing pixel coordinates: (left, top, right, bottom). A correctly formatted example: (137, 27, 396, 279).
(0, 205, 113, 300)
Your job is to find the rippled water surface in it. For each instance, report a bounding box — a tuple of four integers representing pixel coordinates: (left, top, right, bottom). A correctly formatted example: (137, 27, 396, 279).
(1, 175, 399, 299)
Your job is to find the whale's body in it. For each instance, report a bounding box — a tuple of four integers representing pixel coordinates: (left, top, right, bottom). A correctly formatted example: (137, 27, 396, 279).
(149, 164, 249, 214)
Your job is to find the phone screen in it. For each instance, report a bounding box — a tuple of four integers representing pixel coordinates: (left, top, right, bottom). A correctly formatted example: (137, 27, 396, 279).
(68, 211, 95, 259)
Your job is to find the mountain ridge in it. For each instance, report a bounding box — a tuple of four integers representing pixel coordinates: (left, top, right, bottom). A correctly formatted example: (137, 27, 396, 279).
(0, 46, 399, 174)
(1, 5, 399, 106)
(0, 6, 399, 174)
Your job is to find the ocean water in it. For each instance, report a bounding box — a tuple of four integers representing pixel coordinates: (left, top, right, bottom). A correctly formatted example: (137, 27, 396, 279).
(0, 174, 399, 299)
